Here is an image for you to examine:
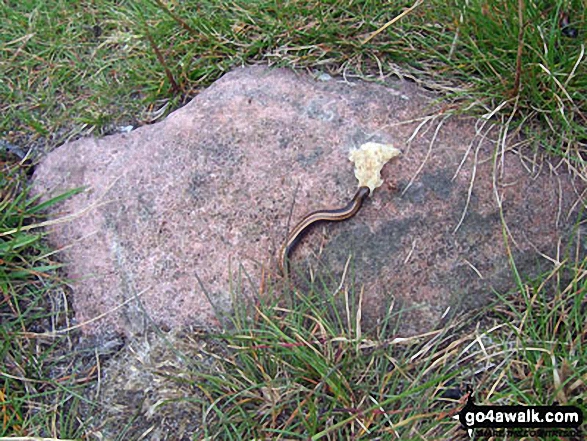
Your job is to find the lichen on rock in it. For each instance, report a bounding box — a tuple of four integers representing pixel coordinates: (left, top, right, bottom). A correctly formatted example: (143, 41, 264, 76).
(349, 142, 401, 194)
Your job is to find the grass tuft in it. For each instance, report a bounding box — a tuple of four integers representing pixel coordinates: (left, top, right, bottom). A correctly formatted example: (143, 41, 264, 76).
(185, 257, 586, 439)
(192, 282, 467, 439)
(0, 161, 90, 438)
(2, 1, 585, 159)
(493, 261, 587, 408)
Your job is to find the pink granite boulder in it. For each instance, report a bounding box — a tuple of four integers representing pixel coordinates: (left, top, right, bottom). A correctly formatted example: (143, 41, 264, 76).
(32, 66, 584, 337)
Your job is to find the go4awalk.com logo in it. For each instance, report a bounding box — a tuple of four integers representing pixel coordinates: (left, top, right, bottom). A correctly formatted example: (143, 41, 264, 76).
(452, 393, 584, 439)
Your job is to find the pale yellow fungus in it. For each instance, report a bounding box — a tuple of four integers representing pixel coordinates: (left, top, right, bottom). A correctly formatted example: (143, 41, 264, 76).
(349, 142, 401, 194)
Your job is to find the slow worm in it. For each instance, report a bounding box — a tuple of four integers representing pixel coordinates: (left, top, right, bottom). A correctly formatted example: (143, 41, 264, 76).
(279, 186, 370, 275)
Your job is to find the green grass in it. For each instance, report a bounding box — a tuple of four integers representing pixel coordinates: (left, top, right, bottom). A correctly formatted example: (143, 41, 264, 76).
(175, 257, 586, 439)
(1, 0, 585, 156)
(495, 264, 587, 408)
(192, 281, 468, 439)
(0, 0, 586, 438)
(0, 162, 91, 438)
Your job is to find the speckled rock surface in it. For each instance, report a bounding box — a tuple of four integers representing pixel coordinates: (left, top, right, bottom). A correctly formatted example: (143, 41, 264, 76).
(32, 65, 584, 337)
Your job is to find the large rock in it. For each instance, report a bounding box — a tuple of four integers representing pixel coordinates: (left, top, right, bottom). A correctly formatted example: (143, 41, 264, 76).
(32, 66, 584, 337)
